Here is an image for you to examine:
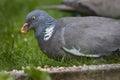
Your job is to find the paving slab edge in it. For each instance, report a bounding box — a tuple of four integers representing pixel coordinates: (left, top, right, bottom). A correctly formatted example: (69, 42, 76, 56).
(8, 64, 120, 80)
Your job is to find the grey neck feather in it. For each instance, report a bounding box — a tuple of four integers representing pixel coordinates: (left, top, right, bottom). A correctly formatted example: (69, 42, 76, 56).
(34, 16, 56, 42)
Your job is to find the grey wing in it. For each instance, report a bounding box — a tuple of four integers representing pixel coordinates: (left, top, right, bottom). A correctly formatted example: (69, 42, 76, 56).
(61, 24, 102, 57)
(58, 17, 120, 57)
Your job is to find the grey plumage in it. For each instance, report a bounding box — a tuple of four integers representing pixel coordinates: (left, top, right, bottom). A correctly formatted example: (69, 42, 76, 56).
(21, 10, 120, 60)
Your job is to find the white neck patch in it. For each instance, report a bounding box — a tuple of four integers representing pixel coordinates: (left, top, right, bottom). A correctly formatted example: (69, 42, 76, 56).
(44, 25, 55, 41)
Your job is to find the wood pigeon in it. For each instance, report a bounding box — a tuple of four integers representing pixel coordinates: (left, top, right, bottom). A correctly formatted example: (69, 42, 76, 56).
(21, 10, 120, 60)
(45, 0, 120, 17)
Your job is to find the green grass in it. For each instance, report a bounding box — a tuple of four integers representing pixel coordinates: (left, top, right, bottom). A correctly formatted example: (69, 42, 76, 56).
(0, 0, 120, 71)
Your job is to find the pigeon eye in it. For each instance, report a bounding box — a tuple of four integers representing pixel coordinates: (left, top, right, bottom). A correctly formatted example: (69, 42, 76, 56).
(32, 16, 36, 20)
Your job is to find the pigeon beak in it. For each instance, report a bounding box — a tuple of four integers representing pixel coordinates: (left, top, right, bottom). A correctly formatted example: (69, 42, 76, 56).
(21, 23, 30, 34)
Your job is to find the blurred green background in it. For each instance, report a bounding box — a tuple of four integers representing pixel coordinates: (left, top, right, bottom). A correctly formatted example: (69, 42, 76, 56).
(0, 0, 120, 71)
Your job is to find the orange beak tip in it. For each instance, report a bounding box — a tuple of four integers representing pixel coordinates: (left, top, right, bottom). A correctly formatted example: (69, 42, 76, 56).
(20, 27, 27, 34)
(20, 23, 30, 34)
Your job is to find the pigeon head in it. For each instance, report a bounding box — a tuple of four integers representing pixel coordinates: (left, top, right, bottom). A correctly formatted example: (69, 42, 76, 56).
(21, 10, 55, 34)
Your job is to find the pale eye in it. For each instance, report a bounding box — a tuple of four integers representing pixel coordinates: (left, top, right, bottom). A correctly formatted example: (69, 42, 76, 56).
(32, 16, 36, 20)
